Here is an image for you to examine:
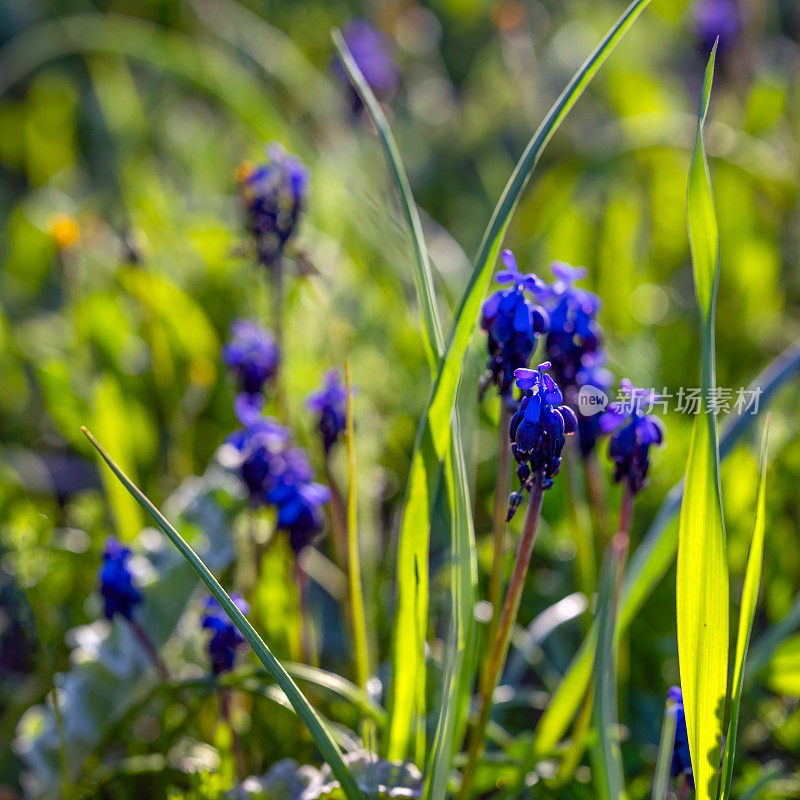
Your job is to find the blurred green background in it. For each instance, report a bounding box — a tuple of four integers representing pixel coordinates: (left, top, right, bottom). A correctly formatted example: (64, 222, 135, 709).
(1, 0, 799, 797)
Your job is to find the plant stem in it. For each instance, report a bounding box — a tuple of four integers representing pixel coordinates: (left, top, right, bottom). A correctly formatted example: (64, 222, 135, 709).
(221, 687, 246, 781)
(129, 618, 169, 681)
(563, 441, 597, 599)
(459, 476, 545, 799)
(344, 363, 370, 695)
(583, 451, 611, 543)
(295, 558, 315, 666)
(323, 454, 349, 575)
(651, 697, 678, 800)
(486, 402, 511, 649)
(270, 258, 288, 422)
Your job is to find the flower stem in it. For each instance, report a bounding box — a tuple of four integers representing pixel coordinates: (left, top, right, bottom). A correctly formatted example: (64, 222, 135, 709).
(486, 402, 511, 647)
(129, 618, 169, 681)
(583, 451, 611, 543)
(221, 687, 246, 781)
(323, 454, 349, 575)
(269, 258, 288, 422)
(294, 558, 315, 666)
(459, 476, 545, 799)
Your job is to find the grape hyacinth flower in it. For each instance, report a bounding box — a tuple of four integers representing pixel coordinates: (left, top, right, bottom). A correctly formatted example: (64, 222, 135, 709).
(668, 686, 694, 789)
(538, 261, 602, 392)
(307, 369, 348, 453)
(201, 594, 249, 675)
(222, 320, 280, 397)
(332, 19, 400, 111)
(99, 538, 142, 621)
(693, 0, 741, 53)
(479, 250, 548, 403)
(238, 144, 308, 268)
(600, 379, 665, 494)
(508, 362, 578, 516)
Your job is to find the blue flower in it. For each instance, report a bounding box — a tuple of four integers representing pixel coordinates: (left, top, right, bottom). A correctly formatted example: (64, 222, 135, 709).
(668, 686, 694, 789)
(201, 594, 249, 675)
(480, 250, 548, 401)
(239, 144, 308, 267)
(507, 362, 578, 513)
(223, 398, 330, 554)
(99, 538, 142, 621)
(600, 380, 664, 494)
(693, 0, 740, 52)
(332, 19, 400, 111)
(306, 369, 348, 453)
(575, 354, 614, 457)
(222, 320, 280, 396)
(538, 261, 602, 392)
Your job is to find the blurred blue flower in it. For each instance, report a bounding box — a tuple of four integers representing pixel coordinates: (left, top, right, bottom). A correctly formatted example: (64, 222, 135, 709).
(508, 362, 578, 513)
(538, 261, 602, 392)
(480, 250, 548, 401)
(268, 478, 332, 554)
(575, 354, 614, 457)
(99, 538, 142, 621)
(201, 594, 249, 675)
(222, 320, 280, 396)
(307, 369, 348, 453)
(333, 19, 400, 110)
(668, 686, 694, 789)
(239, 143, 308, 267)
(600, 379, 665, 494)
(693, 0, 740, 52)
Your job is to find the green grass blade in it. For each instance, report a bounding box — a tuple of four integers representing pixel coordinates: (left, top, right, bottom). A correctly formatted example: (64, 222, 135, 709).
(80, 428, 362, 800)
(376, 0, 651, 760)
(676, 43, 728, 800)
(651, 699, 678, 800)
(527, 340, 800, 769)
(719, 418, 770, 800)
(332, 28, 444, 366)
(591, 537, 627, 800)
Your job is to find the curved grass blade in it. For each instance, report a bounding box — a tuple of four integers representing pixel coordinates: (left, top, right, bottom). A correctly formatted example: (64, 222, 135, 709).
(676, 43, 728, 800)
(525, 338, 800, 769)
(81, 428, 362, 800)
(591, 536, 627, 800)
(719, 417, 770, 800)
(332, 27, 478, 771)
(360, 0, 652, 761)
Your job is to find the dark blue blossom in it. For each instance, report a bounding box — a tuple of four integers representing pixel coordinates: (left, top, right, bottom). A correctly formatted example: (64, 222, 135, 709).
(668, 686, 694, 789)
(307, 370, 348, 453)
(480, 250, 548, 402)
(507, 362, 578, 514)
(332, 19, 400, 111)
(223, 397, 330, 554)
(99, 538, 142, 621)
(575, 354, 614, 457)
(600, 380, 664, 494)
(239, 144, 308, 267)
(538, 261, 602, 392)
(201, 594, 249, 675)
(222, 320, 280, 396)
(693, 0, 740, 52)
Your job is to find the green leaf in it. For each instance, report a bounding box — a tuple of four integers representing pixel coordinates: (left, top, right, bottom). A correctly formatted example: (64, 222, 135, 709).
(720, 418, 770, 799)
(676, 43, 728, 800)
(373, 0, 652, 760)
(591, 537, 627, 800)
(331, 28, 477, 773)
(81, 428, 363, 800)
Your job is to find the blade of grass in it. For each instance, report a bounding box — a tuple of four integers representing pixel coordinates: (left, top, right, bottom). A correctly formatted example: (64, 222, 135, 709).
(344, 363, 370, 694)
(523, 338, 800, 771)
(591, 535, 628, 800)
(676, 42, 728, 800)
(332, 29, 477, 772)
(80, 427, 362, 800)
(651, 698, 678, 800)
(719, 417, 770, 800)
